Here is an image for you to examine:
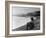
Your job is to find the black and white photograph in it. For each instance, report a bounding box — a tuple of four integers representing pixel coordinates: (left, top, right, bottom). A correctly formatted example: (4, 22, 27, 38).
(12, 7, 40, 31)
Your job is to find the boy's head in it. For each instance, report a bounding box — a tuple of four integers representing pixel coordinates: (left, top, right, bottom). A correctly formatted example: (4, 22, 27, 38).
(31, 17, 34, 21)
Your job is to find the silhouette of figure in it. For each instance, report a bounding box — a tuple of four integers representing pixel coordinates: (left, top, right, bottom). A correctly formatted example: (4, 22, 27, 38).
(27, 17, 34, 30)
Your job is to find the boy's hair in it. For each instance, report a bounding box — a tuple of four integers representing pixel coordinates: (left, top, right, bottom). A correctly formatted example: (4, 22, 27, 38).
(31, 17, 34, 21)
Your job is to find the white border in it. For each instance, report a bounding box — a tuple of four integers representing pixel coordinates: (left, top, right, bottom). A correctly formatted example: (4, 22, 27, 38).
(9, 4, 43, 34)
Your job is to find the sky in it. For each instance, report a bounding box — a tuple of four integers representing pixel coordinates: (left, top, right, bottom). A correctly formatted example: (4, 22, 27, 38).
(12, 7, 40, 15)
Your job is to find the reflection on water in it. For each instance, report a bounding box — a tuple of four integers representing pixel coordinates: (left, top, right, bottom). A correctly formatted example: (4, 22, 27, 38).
(12, 16, 31, 29)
